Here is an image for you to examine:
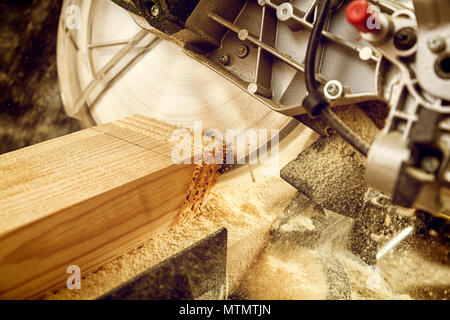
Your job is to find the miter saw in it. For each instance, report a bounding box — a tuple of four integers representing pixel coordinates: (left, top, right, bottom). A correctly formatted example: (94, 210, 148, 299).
(60, 0, 450, 217)
(57, 0, 449, 266)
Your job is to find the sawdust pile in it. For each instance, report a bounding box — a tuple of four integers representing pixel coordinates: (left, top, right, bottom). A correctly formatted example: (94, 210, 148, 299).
(335, 251, 409, 300)
(45, 169, 297, 300)
(337, 238, 450, 300)
(239, 245, 328, 300)
(239, 231, 449, 300)
(239, 244, 412, 300)
(279, 214, 316, 232)
(377, 240, 450, 299)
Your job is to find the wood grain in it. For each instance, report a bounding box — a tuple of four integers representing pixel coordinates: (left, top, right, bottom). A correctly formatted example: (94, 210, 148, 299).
(0, 116, 199, 299)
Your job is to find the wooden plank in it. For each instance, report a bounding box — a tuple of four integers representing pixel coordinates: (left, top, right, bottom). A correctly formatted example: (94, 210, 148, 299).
(0, 116, 205, 299)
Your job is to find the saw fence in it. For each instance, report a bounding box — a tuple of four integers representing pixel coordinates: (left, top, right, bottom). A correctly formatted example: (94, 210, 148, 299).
(0, 116, 211, 299)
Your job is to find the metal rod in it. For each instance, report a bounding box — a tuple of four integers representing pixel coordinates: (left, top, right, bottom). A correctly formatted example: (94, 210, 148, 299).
(209, 13, 328, 84)
(260, 0, 379, 62)
(88, 39, 132, 49)
(376, 226, 414, 261)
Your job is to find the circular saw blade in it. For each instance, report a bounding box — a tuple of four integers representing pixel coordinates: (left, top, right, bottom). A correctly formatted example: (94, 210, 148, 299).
(57, 0, 291, 134)
(91, 39, 289, 132)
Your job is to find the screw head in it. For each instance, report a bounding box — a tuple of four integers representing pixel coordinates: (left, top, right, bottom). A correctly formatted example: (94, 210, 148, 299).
(258, 0, 268, 6)
(324, 80, 343, 100)
(150, 5, 160, 17)
(394, 28, 417, 51)
(327, 84, 340, 96)
(219, 55, 230, 66)
(236, 45, 249, 59)
(428, 36, 446, 53)
(421, 156, 440, 174)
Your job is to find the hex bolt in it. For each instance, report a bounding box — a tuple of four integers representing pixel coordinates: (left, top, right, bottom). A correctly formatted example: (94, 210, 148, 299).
(324, 80, 343, 100)
(394, 28, 417, 51)
(327, 84, 340, 96)
(257, 0, 268, 6)
(421, 156, 440, 174)
(428, 36, 446, 53)
(150, 5, 160, 17)
(219, 54, 230, 66)
(236, 45, 249, 59)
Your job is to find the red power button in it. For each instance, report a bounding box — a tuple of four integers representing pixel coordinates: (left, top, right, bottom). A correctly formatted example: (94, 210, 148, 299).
(346, 1, 375, 33)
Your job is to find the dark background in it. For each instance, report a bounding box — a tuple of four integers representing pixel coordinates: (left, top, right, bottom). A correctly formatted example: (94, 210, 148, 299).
(0, 0, 83, 155)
